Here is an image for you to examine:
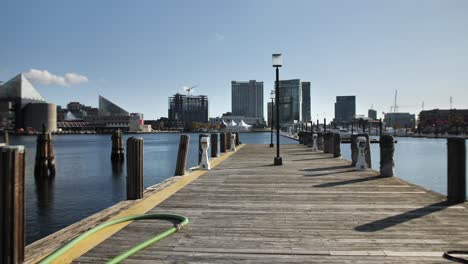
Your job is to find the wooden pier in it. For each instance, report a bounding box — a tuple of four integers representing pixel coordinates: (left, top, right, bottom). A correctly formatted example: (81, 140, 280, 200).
(26, 144, 467, 263)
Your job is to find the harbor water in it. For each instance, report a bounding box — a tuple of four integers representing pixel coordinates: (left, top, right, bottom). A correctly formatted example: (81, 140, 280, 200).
(8, 133, 464, 244)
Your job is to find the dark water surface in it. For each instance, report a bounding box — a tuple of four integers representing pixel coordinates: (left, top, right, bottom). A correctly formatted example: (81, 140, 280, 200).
(11, 132, 295, 244)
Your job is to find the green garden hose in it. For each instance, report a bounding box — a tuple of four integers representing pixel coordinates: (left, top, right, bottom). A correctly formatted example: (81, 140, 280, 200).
(39, 213, 189, 264)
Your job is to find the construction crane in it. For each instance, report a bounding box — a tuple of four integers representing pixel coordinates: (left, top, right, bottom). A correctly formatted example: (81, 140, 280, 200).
(389, 90, 415, 112)
(182, 85, 198, 97)
(393, 90, 399, 112)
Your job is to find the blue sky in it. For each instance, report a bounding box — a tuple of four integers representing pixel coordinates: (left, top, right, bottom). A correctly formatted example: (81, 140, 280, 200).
(1, 0, 467, 120)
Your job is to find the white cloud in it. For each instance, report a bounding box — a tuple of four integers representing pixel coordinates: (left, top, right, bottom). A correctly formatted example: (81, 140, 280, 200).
(215, 32, 225, 41)
(24, 69, 88, 87)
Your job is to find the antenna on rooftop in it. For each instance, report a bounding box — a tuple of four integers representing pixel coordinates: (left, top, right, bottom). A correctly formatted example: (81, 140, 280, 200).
(450, 96, 453, 109)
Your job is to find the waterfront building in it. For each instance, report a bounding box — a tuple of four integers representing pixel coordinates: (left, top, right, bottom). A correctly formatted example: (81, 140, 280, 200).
(81, 95, 143, 132)
(418, 109, 468, 132)
(334, 96, 356, 123)
(66, 101, 98, 119)
(231, 80, 264, 120)
(168, 93, 208, 129)
(99, 95, 129, 116)
(0, 73, 56, 132)
(368, 109, 377, 120)
(301, 82, 311, 122)
(384, 112, 415, 128)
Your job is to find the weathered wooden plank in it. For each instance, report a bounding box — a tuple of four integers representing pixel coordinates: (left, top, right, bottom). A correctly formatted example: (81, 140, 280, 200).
(74, 144, 467, 263)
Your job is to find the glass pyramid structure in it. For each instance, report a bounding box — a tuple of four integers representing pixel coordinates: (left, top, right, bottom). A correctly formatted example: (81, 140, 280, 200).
(0, 74, 46, 102)
(98, 95, 129, 116)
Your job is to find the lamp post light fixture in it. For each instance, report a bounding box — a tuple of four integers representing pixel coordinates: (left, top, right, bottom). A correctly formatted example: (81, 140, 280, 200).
(270, 90, 275, 148)
(272, 53, 282, 165)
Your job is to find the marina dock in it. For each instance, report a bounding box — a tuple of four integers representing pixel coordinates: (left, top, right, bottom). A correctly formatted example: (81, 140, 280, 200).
(24, 143, 468, 263)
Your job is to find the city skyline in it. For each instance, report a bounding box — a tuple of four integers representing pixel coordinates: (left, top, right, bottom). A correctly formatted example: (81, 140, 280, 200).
(1, 0, 467, 121)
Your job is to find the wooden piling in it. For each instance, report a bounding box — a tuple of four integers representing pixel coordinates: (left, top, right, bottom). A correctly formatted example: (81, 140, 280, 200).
(111, 131, 124, 162)
(174, 135, 190, 176)
(317, 132, 324, 151)
(351, 134, 371, 168)
(323, 133, 331, 153)
(235, 132, 240, 146)
(380, 135, 395, 177)
(34, 127, 56, 178)
(34, 132, 48, 178)
(46, 133, 56, 177)
(447, 138, 466, 203)
(126, 137, 144, 200)
(198, 134, 208, 164)
(211, 133, 218, 158)
(333, 133, 341, 157)
(0, 145, 25, 264)
(3, 130, 9, 145)
(226, 132, 232, 151)
(307, 132, 313, 147)
(220, 133, 226, 153)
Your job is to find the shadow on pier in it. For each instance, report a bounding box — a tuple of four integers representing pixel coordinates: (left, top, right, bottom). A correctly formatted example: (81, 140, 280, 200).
(313, 175, 379, 186)
(355, 200, 456, 232)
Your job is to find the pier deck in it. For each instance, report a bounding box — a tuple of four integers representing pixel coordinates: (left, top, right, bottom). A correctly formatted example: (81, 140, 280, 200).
(72, 144, 466, 263)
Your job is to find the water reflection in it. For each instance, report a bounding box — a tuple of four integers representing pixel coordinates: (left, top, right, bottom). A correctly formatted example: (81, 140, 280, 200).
(34, 177, 55, 209)
(111, 161, 124, 176)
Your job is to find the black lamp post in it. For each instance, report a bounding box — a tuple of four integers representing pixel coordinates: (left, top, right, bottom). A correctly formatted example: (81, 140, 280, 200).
(273, 54, 282, 165)
(270, 90, 274, 148)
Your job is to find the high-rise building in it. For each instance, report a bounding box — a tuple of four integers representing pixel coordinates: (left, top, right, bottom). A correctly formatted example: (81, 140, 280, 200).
(231, 80, 264, 120)
(278, 79, 302, 124)
(301, 82, 311, 122)
(334, 96, 356, 123)
(168, 93, 208, 129)
(368, 109, 377, 120)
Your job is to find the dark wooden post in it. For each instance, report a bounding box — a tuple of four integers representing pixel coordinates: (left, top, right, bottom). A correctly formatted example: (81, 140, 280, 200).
(46, 133, 56, 177)
(380, 135, 395, 177)
(111, 130, 124, 162)
(126, 137, 144, 200)
(226, 132, 232, 151)
(34, 132, 48, 178)
(351, 134, 358, 166)
(220, 133, 226, 153)
(0, 146, 25, 264)
(323, 133, 330, 153)
(3, 130, 9, 145)
(317, 132, 324, 150)
(34, 127, 56, 178)
(447, 138, 466, 203)
(307, 132, 313, 147)
(174, 135, 190, 176)
(210, 133, 218, 158)
(333, 133, 341, 157)
(324, 118, 327, 132)
(235, 132, 240, 146)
